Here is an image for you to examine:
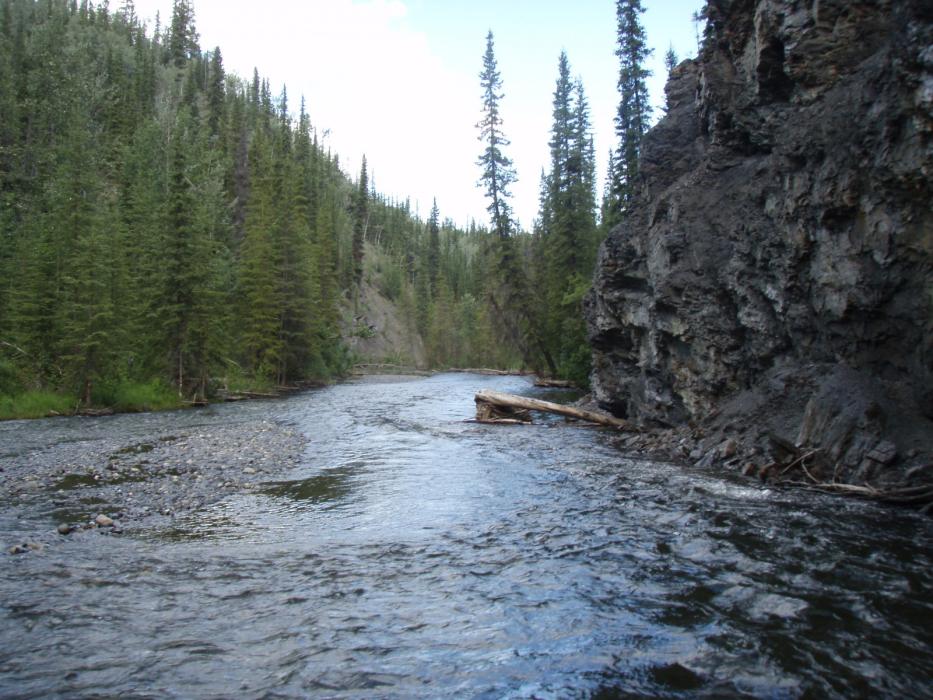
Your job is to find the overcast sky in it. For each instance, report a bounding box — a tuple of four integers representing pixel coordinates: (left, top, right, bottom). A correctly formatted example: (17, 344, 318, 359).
(130, 0, 704, 228)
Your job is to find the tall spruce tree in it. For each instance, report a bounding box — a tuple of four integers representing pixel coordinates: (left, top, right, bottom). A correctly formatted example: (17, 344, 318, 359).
(427, 198, 440, 296)
(476, 31, 556, 375)
(606, 0, 652, 228)
(168, 0, 198, 70)
(536, 53, 598, 383)
(352, 155, 368, 293)
(476, 30, 515, 241)
(239, 127, 283, 380)
(207, 46, 224, 136)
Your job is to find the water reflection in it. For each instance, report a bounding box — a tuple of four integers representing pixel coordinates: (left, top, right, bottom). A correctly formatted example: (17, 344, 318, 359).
(262, 467, 356, 506)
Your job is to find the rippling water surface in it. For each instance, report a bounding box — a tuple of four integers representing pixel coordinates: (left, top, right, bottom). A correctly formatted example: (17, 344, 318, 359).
(1, 373, 931, 698)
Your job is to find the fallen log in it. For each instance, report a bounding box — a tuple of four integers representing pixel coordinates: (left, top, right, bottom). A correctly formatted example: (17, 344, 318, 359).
(449, 368, 532, 376)
(76, 407, 114, 417)
(533, 378, 578, 389)
(474, 389, 636, 430)
(225, 390, 279, 400)
(353, 363, 419, 371)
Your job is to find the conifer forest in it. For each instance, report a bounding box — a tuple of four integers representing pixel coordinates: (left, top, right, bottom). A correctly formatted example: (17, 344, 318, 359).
(0, 0, 648, 418)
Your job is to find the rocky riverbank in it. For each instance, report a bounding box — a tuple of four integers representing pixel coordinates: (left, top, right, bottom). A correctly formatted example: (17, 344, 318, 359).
(2, 418, 306, 554)
(585, 0, 932, 502)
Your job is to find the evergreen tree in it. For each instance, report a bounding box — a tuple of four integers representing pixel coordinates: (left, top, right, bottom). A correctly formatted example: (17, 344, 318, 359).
(158, 110, 213, 395)
(238, 127, 282, 380)
(476, 31, 556, 376)
(536, 54, 598, 383)
(476, 30, 515, 241)
(54, 125, 118, 405)
(427, 198, 440, 296)
(547, 51, 573, 226)
(606, 0, 652, 228)
(118, 0, 136, 27)
(352, 155, 368, 292)
(168, 0, 198, 70)
(207, 46, 225, 136)
(665, 44, 678, 75)
(120, 120, 169, 375)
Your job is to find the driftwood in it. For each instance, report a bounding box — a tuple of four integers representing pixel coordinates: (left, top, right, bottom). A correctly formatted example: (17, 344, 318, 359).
(224, 390, 279, 401)
(474, 389, 635, 430)
(533, 378, 578, 389)
(351, 363, 433, 377)
(353, 363, 420, 371)
(760, 439, 933, 510)
(449, 368, 532, 376)
(76, 407, 114, 417)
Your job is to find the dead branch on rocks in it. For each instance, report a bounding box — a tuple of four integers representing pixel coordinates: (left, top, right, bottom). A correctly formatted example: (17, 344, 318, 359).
(765, 441, 933, 510)
(778, 449, 823, 476)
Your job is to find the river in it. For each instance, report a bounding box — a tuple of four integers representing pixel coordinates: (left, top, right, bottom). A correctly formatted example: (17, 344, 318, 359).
(0, 373, 930, 698)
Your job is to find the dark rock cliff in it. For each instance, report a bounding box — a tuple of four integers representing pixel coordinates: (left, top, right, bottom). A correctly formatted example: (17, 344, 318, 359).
(586, 0, 932, 486)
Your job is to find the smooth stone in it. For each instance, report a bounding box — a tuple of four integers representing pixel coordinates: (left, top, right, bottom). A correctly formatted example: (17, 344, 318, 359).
(720, 439, 738, 459)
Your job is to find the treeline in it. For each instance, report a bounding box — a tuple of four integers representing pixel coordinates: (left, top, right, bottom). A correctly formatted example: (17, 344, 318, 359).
(0, 0, 513, 416)
(0, 0, 659, 417)
(0, 0, 353, 407)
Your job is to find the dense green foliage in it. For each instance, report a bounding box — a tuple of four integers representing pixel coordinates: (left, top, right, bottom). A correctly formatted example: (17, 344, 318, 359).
(606, 0, 652, 227)
(0, 0, 354, 407)
(0, 0, 515, 417)
(531, 51, 600, 386)
(1, 0, 660, 417)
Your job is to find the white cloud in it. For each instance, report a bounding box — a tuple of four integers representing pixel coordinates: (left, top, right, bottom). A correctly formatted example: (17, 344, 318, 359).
(128, 1, 704, 229)
(133, 0, 488, 226)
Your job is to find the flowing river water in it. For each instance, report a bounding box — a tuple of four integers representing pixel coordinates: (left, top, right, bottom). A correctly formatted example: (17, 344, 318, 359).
(0, 373, 930, 698)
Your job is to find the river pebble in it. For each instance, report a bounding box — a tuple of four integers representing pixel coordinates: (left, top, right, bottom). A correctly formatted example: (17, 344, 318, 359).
(8, 541, 43, 555)
(0, 419, 306, 542)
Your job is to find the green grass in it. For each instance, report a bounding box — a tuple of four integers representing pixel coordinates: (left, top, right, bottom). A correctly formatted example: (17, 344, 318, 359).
(0, 380, 185, 420)
(224, 371, 277, 394)
(0, 390, 75, 420)
(99, 380, 183, 413)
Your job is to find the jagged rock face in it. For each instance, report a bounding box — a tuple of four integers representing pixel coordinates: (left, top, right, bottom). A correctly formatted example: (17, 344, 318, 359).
(586, 0, 933, 436)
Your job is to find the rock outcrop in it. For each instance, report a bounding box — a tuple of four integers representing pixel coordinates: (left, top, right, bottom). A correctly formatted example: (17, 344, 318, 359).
(586, 0, 932, 487)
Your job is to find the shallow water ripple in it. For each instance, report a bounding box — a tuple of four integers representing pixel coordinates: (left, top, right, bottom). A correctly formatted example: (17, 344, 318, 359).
(1, 374, 931, 698)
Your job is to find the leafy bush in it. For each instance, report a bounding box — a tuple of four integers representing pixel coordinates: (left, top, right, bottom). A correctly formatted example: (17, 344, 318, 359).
(223, 367, 276, 394)
(115, 380, 181, 412)
(0, 359, 22, 396)
(91, 379, 181, 412)
(377, 259, 403, 301)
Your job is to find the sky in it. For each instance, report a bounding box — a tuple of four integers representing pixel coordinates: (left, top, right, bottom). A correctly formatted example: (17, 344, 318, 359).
(130, 0, 704, 228)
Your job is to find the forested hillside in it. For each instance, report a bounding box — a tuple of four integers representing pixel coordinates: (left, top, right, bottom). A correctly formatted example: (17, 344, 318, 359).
(0, 0, 570, 417)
